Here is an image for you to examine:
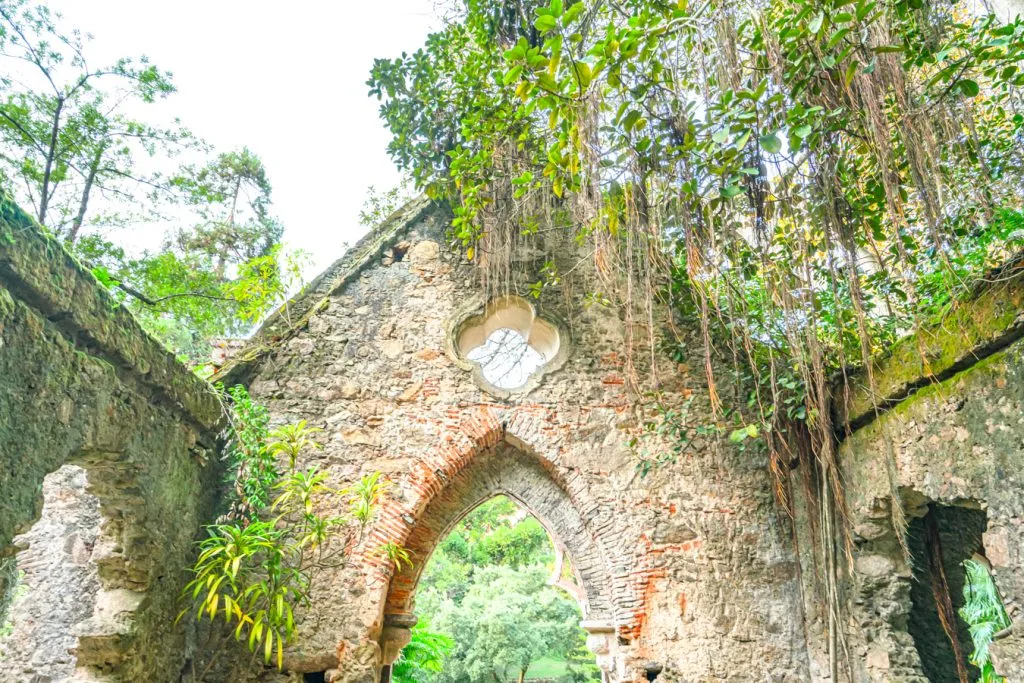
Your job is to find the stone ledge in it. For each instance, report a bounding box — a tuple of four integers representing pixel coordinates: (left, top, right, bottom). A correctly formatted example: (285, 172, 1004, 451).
(838, 253, 1024, 430)
(0, 195, 221, 429)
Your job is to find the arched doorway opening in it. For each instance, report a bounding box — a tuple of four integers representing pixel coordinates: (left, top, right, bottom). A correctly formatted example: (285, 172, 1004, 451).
(377, 441, 626, 682)
(392, 494, 599, 681)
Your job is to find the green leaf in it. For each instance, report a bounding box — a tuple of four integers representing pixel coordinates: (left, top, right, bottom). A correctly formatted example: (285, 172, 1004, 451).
(534, 14, 557, 32)
(573, 62, 593, 88)
(622, 109, 642, 131)
(91, 265, 114, 287)
(959, 79, 980, 97)
(827, 28, 851, 49)
(537, 72, 558, 91)
(712, 129, 730, 144)
(720, 184, 744, 198)
(809, 12, 824, 35)
(550, 0, 563, 16)
(844, 61, 858, 88)
(759, 132, 782, 154)
(503, 66, 523, 86)
(791, 124, 812, 139)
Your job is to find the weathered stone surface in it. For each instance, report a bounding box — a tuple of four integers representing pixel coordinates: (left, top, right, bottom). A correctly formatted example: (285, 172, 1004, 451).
(792, 264, 1024, 682)
(831, 338, 1024, 681)
(218, 200, 809, 682)
(0, 465, 100, 681)
(0, 198, 223, 682)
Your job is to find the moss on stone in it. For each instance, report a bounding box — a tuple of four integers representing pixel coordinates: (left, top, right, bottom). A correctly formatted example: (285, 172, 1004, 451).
(0, 193, 221, 428)
(840, 258, 1024, 427)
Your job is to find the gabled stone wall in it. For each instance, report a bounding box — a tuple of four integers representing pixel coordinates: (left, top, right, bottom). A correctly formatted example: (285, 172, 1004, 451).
(219, 199, 809, 682)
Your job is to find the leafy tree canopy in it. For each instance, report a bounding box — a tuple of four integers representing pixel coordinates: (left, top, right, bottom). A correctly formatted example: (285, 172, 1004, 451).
(396, 496, 599, 683)
(0, 0, 299, 362)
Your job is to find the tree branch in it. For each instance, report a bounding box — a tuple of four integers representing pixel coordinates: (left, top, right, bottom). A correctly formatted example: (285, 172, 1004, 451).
(112, 280, 234, 307)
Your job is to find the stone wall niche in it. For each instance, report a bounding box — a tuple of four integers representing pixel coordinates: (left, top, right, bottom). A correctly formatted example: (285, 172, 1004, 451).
(906, 502, 988, 683)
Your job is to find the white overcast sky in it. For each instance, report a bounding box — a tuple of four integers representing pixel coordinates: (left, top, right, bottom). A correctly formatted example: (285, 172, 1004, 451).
(46, 0, 441, 276)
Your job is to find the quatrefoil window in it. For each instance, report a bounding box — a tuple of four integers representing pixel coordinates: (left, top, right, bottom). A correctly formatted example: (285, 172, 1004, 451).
(455, 296, 562, 393)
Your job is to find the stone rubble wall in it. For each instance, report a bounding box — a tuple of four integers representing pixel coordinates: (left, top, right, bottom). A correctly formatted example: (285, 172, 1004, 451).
(795, 261, 1024, 682)
(833, 336, 1024, 682)
(221, 200, 809, 682)
(0, 197, 224, 682)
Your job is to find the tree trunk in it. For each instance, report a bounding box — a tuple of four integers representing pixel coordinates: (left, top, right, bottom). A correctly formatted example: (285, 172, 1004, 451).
(69, 146, 103, 243)
(518, 667, 528, 683)
(38, 98, 64, 227)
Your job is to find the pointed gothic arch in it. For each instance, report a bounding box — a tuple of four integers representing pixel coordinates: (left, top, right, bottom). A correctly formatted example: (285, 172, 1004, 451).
(361, 408, 645, 680)
(382, 442, 616, 620)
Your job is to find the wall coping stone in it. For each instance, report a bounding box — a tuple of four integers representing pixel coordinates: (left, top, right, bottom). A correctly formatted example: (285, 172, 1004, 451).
(0, 195, 221, 429)
(838, 252, 1024, 430)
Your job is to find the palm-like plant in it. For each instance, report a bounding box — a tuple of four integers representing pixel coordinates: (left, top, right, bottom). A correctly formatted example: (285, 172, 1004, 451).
(183, 387, 385, 671)
(960, 559, 1012, 683)
(268, 420, 323, 470)
(391, 623, 454, 683)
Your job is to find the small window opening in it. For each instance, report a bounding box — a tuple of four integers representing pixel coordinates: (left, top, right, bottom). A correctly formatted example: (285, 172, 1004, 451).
(456, 296, 561, 392)
(391, 241, 409, 262)
(466, 328, 546, 389)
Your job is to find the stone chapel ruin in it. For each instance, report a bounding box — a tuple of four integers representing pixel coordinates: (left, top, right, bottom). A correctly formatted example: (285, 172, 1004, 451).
(1, 195, 1022, 682)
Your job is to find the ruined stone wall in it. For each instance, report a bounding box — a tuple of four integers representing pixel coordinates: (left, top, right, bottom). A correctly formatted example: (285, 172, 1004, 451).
(794, 263, 1024, 682)
(835, 340, 1024, 682)
(0, 198, 224, 682)
(220, 200, 809, 682)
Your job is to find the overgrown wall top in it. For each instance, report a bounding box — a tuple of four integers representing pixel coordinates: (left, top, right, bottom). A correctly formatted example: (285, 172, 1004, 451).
(0, 197, 223, 682)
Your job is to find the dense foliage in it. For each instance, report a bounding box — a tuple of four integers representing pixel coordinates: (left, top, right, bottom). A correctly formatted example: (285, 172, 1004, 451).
(0, 0, 297, 361)
(960, 558, 1012, 683)
(368, 0, 1024, 677)
(396, 496, 599, 683)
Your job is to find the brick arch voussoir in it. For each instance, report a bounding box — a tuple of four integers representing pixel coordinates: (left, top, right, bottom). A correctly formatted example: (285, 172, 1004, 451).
(361, 407, 503, 569)
(362, 405, 647, 634)
(384, 447, 619, 619)
(362, 408, 561, 558)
